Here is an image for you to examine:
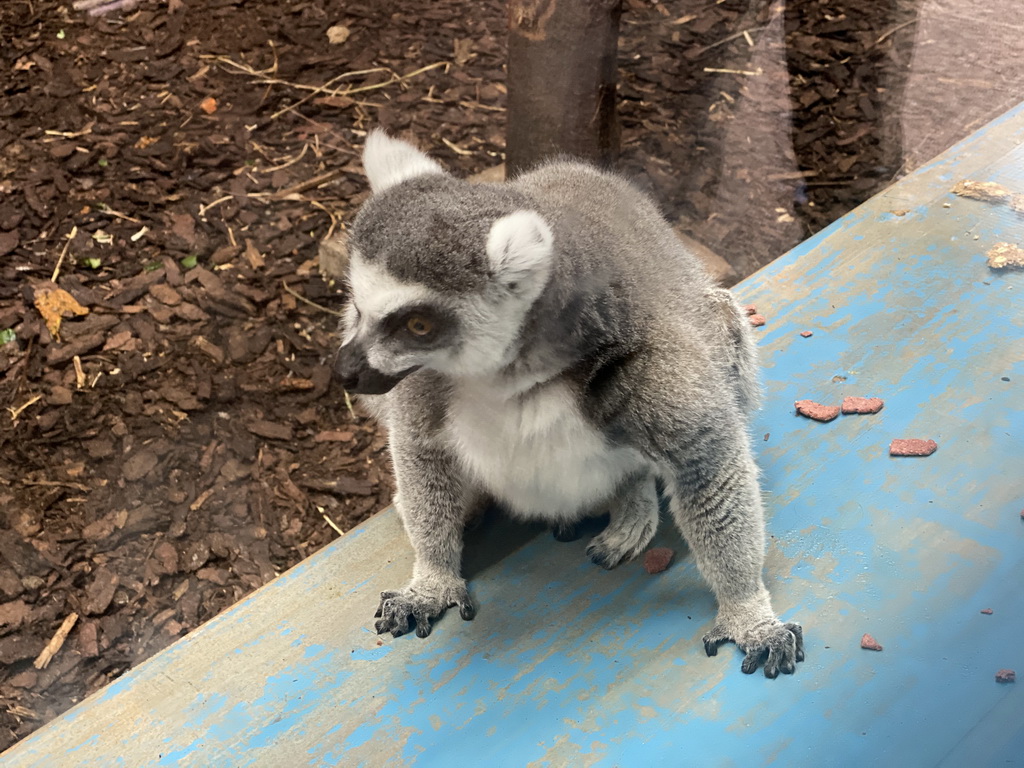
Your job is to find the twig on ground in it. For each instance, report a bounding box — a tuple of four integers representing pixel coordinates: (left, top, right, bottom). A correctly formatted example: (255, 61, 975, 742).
(320, 508, 345, 537)
(274, 169, 347, 198)
(34, 613, 79, 670)
(8, 394, 43, 423)
(281, 279, 346, 317)
(51, 226, 78, 283)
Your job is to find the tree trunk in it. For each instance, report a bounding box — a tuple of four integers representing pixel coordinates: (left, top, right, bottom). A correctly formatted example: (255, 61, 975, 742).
(506, 0, 623, 177)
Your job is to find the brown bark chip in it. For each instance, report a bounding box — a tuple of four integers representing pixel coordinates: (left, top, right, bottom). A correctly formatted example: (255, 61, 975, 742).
(995, 669, 1016, 683)
(83, 568, 119, 616)
(860, 633, 883, 651)
(841, 396, 884, 415)
(889, 439, 938, 457)
(795, 399, 840, 422)
(643, 547, 674, 574)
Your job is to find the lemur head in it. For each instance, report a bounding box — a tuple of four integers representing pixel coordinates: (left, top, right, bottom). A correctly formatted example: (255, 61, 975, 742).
(334, 131, 554, 395)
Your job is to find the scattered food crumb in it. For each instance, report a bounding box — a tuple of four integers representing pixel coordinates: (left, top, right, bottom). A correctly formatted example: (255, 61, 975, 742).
(889, 438, 938, 457)
(995, 669, 1016, 684)
(860, 633, 883, 651)
(951, 180, 1011, 201)
(199, 96, 218, 115)
(742, 304, 757, 315)
(763, 432, 770, 441)
(980, 608, 993, 615)
(748, 314, 766, 327)
(799, 330, 813, 337)
(832, 375, 847, 383)
(795, 399, 840, 422)
(643, 547, 675, 574)
(986, 242, 1024, 269)
(376, 639, 383, 646)
(841, 396, 884, 415)
(890, 209, 908, 217)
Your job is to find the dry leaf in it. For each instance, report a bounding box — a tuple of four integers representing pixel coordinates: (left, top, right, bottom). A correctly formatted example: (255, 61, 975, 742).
(243, 239, 266, 269)
(326, 25, 351, 45)
(453, 38, 475, 66)
(34, 287, 89, 340)
(199, 97, 218, 115)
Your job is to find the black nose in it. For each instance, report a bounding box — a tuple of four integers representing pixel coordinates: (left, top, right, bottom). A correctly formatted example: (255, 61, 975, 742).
(332, 344, 415, 395)
(332, 343, 366, 391)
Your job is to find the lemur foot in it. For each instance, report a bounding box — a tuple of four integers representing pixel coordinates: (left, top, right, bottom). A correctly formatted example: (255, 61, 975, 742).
(585, 517, 656, 570)
(552, 521, 583, 542)
(703, 620, 804, 678)
(374, 581, 475, 638)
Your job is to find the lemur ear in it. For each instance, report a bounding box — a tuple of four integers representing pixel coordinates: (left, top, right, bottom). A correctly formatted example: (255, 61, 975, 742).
(362, 130, 446, 194)
(486, 210, 553, 289)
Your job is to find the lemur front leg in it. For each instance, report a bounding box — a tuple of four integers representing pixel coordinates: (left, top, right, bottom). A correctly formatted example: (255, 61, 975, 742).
(663, 435, 803, 678)
(374, 441, 475, 638)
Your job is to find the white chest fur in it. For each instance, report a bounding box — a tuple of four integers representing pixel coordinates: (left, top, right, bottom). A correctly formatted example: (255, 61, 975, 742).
(447, 379, 642, 520)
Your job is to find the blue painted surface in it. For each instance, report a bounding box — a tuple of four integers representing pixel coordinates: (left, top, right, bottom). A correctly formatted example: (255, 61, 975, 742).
(3, 103, 1023, 767)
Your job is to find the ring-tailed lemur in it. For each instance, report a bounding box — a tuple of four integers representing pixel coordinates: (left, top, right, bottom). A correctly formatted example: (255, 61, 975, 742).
(333, 131, 804, 677)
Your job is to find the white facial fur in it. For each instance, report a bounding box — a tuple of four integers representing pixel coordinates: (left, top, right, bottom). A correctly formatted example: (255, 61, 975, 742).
(345, 250, 438, 375)
(350, 133, 555, 380)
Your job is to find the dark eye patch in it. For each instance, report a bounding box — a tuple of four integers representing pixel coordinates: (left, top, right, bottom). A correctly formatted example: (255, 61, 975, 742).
(381, 304, 455, 345)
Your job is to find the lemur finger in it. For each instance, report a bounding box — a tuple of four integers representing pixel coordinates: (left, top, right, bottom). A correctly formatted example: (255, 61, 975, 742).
(703, 633, 729, 657)
(741, 647, 768, 675)
(459, 601, 476, 621)
(786, 623, 805, 662)
(413, 613, 433, 638)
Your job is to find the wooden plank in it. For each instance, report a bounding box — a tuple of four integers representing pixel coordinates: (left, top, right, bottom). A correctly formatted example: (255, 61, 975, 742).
(4, 102, 1024, 767)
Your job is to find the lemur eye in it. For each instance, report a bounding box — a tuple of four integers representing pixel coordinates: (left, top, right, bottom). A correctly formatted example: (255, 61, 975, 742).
(406, 315, 433, 336)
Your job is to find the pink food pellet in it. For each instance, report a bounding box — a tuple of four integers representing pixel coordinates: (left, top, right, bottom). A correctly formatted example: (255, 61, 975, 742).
(860, 633, 883, 651)
(795, 399, 840, 422)
(643, 547, 674, 574)
(889, 438, 938, 456)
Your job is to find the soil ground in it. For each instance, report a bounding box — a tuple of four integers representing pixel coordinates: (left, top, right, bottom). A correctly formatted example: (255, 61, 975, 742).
(1, 0, 1021, 751)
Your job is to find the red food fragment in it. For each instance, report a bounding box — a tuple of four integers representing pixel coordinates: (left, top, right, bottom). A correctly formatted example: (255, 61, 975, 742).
(980, 608, 994, 615)
(743, 304, 757, 316)
(643, 547, 674, 574)
(996, 669, 1016, 683)
(748, 314, 766, 327)
(841, 396, 885, 415)
(795, 399, 840, 422)
(860, 633, 883, 651)
(799, 331, 813, 338)
(889, 438, 938, 456)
